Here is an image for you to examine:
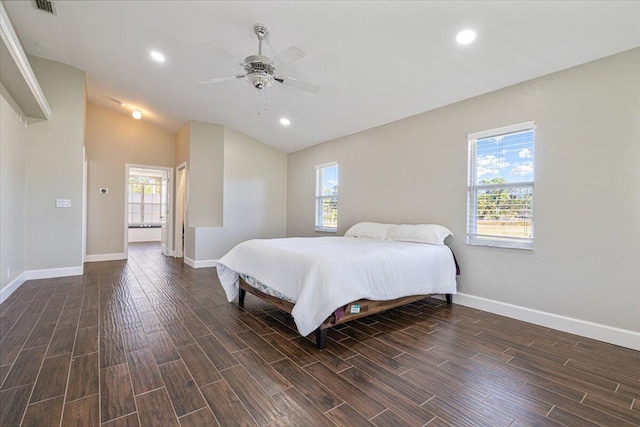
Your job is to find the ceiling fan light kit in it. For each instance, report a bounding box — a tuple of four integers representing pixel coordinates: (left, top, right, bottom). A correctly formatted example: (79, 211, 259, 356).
(201, 23, 319, 97)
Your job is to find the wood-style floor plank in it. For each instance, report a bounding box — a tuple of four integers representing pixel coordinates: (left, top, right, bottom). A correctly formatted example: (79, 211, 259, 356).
(157, 359, 207, 417)
(326, 403, 376, 427)
(219, 365, 284, 425)
(66, 352, 99, 402)
(61, 393, 100, 427)
(101, 412, 140, 427)
(0, 383, 32, 426)
(0, 242, 637, 427)
(177, 407, 220, 427)
(233, 348, 290, 395)
(305, 361, 386, 419)
(200, 380, 258, 427)
(271, 358, 343, 413)
(126, 348, 164, 396)
(30, 354, 71, 403)
(176, 343, 222, 388)
(100, 363, 137, 423)
(22, 395, 64, 427)
(135, 388, 180, 427)
(271, 387, 337, 427)
(1, 345, 47, 391)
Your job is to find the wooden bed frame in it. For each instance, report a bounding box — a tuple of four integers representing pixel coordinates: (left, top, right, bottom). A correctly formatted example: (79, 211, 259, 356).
(237, 277, 452, 350)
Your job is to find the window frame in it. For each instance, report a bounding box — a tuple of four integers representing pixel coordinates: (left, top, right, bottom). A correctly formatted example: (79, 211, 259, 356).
(128, 175, 165, 228)
(467, 121, 535, 250)
(315, 161, 338, 233)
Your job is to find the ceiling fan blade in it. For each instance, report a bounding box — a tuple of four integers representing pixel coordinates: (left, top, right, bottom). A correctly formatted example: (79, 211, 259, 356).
(275, 76, 319, 94)
(203, 43, 245, 67)
(273, 46, 305, 70)
(199, 75, 245, 84)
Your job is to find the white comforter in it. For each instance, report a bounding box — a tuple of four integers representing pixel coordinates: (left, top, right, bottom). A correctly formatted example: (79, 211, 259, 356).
(216, 237, 457, 336)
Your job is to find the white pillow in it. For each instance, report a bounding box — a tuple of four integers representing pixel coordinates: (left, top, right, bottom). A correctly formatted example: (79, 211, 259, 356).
(344, 222, 396, 240)
(388, 224, 453, 245)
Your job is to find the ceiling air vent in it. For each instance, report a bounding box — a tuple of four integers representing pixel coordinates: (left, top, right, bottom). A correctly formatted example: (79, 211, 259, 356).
(33, 0, 57, 15)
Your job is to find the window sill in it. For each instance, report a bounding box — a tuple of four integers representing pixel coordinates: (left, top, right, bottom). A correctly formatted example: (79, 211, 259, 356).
(466, 237, 533, 250)
(315, 226, 337, 233)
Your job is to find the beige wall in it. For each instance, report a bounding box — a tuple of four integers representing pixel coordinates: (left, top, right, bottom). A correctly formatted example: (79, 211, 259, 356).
(26, 56, 86, 271)
(0, 85, 27, 291)
(86, 103, 175, 256)
(287, 48, 640, 333)
(176, 123, 190, 167)
(188, 121, 224, 227)
(193, 127, 287, 261)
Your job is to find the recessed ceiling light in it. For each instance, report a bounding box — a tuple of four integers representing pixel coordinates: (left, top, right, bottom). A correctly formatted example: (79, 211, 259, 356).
(150, 51, 165, 62)
(132, 110, 142, 120)
(280, 118, 291, 126)
(456, 29, 476, 45)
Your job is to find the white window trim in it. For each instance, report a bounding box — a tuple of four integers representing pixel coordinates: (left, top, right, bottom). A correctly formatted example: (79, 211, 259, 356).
(315, 161, 338, 233)
(468, 121, 535, 141)
(467, 122, 535, 250)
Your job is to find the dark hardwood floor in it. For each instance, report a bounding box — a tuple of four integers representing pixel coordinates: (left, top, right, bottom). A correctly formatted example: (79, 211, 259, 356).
(0, 242, 638, 426)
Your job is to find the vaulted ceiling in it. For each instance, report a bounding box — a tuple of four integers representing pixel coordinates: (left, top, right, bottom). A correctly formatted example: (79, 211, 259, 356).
(5, 1, 640, 152)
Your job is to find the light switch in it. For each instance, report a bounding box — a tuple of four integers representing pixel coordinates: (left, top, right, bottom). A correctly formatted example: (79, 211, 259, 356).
(56, 199, 71, 208)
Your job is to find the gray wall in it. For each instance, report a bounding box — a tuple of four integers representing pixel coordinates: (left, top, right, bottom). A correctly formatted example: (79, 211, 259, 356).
(25, 56, 86, 271)
(193, 127, 288, 261)
(86, 103, 175, 256)
(0, 85, 27, 291)
(287, 48, 640, 333)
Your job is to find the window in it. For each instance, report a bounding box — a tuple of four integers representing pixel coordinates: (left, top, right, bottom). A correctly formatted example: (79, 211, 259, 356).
(128, 173, 167, 226)
(467, 122, 535, 249)
(315, 162, 338, 232)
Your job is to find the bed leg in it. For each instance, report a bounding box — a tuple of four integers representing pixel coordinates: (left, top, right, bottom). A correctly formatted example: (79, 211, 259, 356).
(446, 293, 452, 305)
(316, 328, 327, 350)
(238, 289, 246, 307)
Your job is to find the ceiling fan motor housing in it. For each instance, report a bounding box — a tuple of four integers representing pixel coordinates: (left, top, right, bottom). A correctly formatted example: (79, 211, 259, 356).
(244, 55, 276, 89)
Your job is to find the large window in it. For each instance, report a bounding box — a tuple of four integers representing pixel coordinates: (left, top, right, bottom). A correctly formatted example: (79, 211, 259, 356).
(467, 122, 535, 249)
(315, 162, 338, 232)
(128, 173, 167, 226)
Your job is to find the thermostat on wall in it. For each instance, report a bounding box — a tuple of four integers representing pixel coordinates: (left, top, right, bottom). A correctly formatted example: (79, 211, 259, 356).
(99, 188, 109, 194)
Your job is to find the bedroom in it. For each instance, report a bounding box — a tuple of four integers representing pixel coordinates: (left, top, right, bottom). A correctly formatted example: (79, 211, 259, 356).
(0, 1, 639, 426)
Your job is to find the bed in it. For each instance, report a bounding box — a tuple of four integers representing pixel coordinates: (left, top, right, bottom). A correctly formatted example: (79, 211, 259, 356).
(217, 232, 458, 349)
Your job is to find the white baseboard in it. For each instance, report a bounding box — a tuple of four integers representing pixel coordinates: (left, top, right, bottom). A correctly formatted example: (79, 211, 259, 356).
(0, 273, 26, 304)
(24, 266, 84, 280)
(447, 292, 640, 351)
(85, 253, 127, 263)
(184, 257, 217, 268)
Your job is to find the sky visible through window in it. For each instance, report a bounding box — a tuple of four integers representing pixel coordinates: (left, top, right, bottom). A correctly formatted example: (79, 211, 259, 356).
(320, 165, 338, 195)
(476, 130, 534, 184)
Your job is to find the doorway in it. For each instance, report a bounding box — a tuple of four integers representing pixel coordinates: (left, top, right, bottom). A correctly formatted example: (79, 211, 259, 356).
(124, 164, 173, 258)
(174, 163, 187, 258)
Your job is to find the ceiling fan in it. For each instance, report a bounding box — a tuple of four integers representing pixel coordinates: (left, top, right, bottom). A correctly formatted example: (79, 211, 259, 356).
(200, 23, 319, 94)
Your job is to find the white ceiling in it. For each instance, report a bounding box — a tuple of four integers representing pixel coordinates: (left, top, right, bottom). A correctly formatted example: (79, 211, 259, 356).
(4, 1, 640, 153)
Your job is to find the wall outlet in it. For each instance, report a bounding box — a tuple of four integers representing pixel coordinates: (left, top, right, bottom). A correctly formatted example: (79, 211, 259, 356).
(99, 188, 109, 194)
(55, 199, 71, 208)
